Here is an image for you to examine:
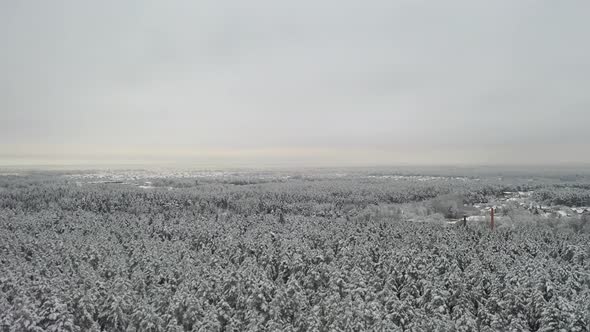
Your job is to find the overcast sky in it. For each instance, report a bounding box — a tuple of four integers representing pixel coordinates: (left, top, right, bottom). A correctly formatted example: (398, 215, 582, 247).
(1, 0, 589, 167)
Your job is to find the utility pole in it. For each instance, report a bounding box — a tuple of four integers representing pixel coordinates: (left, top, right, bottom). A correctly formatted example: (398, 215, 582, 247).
(490, 207, 495, 230)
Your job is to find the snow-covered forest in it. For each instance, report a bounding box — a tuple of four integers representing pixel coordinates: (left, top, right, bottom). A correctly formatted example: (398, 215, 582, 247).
(1, 169, 589, 331)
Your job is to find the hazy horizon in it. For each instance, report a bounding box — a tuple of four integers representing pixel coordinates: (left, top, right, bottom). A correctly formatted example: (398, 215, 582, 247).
(2, 1, 589, 167)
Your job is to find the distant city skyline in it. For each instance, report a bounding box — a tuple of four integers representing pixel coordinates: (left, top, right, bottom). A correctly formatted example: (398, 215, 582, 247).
(2, 1, 589, 167)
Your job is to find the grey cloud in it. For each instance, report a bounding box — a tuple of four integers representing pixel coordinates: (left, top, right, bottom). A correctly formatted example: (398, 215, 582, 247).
(1, 0, 589, 165)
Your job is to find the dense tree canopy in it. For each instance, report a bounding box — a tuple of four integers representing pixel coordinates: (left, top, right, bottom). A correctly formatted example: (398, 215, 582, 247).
(1, 172, 589, 331)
